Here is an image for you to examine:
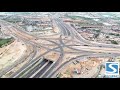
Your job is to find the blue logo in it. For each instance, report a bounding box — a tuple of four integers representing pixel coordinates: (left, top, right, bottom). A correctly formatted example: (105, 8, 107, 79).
(105, 62, 119, 75)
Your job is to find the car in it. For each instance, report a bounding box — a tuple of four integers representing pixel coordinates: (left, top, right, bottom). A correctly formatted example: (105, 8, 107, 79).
(84, 45, 88, 46)
(73, 61, 77, 65)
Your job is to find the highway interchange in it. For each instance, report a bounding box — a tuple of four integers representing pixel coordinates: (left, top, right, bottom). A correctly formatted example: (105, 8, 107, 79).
(0, 16, 120, 78)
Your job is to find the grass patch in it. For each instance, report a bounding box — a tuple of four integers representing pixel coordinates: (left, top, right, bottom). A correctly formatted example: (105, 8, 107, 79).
(109, 33, 120, 36)
(110, 40, 118, 45)
(56, 73, 63, 78)
(0, 38, 13, 48)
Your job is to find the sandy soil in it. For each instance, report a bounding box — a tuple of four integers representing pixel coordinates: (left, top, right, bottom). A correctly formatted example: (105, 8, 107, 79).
(1, 42, 36, 78)
(62, 53, 83, 63)
(115, 56, 120, 62)
(34, 39, 56, 45)
(0, 40, 27, 70)
(98, 68, 105, 77)
(58, 57, 110, 78)
(44, 51, 60, 61)
(53, 21, 60, 33)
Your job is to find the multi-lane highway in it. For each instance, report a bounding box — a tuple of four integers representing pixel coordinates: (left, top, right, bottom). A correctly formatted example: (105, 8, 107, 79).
(0, 16, 120, 78)
(12, 58, 53, 78)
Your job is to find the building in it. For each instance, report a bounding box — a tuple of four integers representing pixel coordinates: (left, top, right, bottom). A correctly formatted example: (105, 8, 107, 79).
(73, 68, 81, 74)
(26, 25, 53, 32)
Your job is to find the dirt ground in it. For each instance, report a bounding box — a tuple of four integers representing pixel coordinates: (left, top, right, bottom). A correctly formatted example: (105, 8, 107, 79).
(0, 40, 27, 71)
(58, 57, 109, 78)
(44, 51, 60, 61)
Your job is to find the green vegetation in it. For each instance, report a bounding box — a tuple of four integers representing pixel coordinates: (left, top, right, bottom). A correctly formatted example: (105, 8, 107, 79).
(65, 70, 71, 75)
(109, 33, 115, 35)
(94, 33, 99, 38)
(0, 38, 13, 48)
(66, 15, 92, 20)
(109, 33, 120, 36)
(93, 29, 101, 33)
(116, 34, 120, 36)
(3, 16, 22, 23)
(106, 36, 109, 38)
(68, 16, 81, 20)
(56, 73, 63, 78)
(66, 15, 103, 27)
(110, 40, 118, 44)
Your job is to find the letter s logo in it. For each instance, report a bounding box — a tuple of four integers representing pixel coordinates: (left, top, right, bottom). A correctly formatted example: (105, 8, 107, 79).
(105, 62, 119, 75)
(108, 64, 117, 73)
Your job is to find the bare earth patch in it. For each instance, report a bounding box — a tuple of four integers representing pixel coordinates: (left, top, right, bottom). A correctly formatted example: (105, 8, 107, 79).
(58, 57, 109, 78)
(0, 40, 27, 70)
(44, 51, 60, 61)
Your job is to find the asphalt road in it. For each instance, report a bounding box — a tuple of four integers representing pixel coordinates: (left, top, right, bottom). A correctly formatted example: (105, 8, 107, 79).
(0, 17, 120, 78)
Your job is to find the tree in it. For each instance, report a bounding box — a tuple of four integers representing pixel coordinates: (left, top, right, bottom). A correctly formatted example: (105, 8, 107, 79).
(111, 40, 118, 44)
(106, 36, 109, 38)
(94, 33, 99, 38)
(116, 34, 120, 36)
